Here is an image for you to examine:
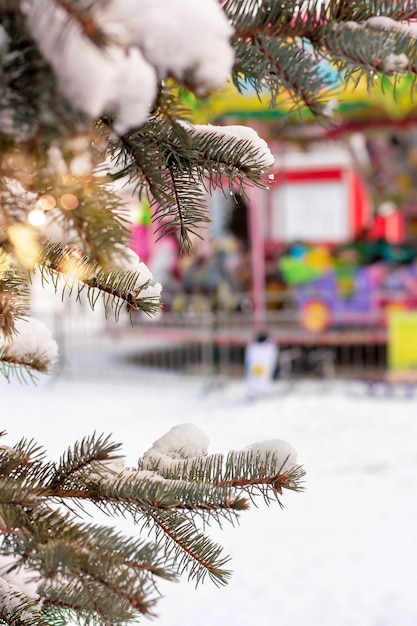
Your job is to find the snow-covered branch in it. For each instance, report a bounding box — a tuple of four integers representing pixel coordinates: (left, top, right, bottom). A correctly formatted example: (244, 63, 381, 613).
(23, 0, 234, 134)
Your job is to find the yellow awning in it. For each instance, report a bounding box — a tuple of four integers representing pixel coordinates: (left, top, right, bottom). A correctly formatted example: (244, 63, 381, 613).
(189, 74, 417, 128)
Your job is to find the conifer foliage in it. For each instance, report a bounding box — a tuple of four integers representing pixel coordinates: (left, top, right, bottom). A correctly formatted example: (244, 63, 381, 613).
(1, 1, 417, 623)
(0, 427, 305, 625)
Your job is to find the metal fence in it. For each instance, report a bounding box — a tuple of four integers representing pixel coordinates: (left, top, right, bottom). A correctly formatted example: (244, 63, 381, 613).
(50, 299, 388, 382)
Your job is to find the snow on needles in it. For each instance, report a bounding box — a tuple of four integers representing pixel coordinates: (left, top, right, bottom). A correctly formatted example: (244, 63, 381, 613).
(0, 318, 58, 367)
(0, 555, 39, 600)
(79, 425, 298, 490)
(0, 555, 41, 623)
(23, 0, 234, 133)
(342, 17, 417, 75)
(108, 246, 162, 300)
(183, 123, 275, 168)
(142, 423, 298, 473)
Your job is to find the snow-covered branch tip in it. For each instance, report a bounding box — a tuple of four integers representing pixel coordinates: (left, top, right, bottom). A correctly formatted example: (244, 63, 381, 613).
(139, 423, 305, 503)
(0, 423, 305, 619)
(0, 317, 58, 380)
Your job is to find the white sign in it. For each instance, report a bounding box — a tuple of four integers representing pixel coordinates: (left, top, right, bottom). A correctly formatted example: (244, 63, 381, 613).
(270, 180, 350, 242)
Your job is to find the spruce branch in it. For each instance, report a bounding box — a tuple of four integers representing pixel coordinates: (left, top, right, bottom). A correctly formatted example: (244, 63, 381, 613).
(0, 429, 305, 616)
(321, 20, 413, 75)
(110, 116, 272, 252)
(149, 450, 306, 508)
(36, 187, 133, 270)
(0, 348, 52, 379)
(36, 239, 160, 320)
(0, 502, 174, 623)
(224, 0, 417, 119)
(233, 35, 333, 115)
(44, 433, 123, 492)
(327, 0, 417, 23)
(81, 476, 249, 520)
(0, 360, 39, 384)
(231, 449, 304, 504)
(0, 262, 30, 340)
(41, 584, 138, 626)
(224, 0, 313, 39)
(146, 509, 232, 587)
(0, 436, 48, 480)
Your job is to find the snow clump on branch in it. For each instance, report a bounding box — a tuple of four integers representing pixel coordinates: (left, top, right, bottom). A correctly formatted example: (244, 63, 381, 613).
(94, 0, 234, 95)
(0, 318, 58, 368)
(23, 0, 234, 133)
(24, 0, 156, 134)
(143, 424, 210, 472)
(246, 439, 298, 471)
(142, 423, 299, 473)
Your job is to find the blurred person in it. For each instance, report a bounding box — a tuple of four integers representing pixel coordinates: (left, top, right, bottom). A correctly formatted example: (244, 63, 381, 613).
(244, 332, 279, 399)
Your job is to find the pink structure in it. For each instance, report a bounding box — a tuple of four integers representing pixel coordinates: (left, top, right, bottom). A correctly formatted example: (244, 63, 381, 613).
(248, 149, 376, 326)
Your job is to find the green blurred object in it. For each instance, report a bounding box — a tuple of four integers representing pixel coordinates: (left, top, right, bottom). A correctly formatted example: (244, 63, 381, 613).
(278, 256, 325, 284)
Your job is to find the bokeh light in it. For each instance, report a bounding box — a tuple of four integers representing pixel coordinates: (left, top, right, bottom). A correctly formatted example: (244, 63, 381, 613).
(28, 209, 46, 227)
(37, 194, 57, 211)
(60, 194, 79, 211)
(7, 223, 41, 268)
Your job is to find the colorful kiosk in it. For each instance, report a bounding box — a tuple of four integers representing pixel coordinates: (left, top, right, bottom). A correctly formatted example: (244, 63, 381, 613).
(203, 75, 417, 333)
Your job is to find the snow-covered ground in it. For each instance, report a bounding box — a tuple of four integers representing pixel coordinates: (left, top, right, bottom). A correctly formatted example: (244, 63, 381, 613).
(2, 371, 417, 626)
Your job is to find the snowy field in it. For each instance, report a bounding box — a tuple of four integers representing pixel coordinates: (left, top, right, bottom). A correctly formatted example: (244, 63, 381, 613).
(2, 371, 417, 626)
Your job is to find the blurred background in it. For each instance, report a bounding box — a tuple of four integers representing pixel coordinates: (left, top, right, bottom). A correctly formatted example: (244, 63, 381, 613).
(31, 73, 417, 389)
